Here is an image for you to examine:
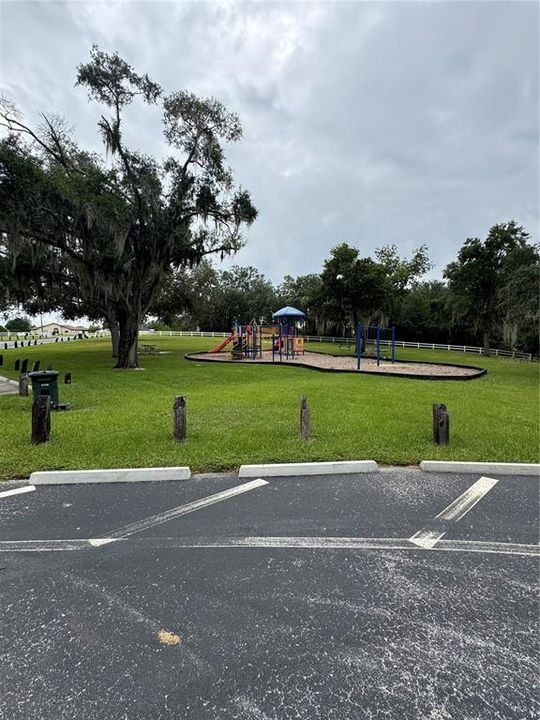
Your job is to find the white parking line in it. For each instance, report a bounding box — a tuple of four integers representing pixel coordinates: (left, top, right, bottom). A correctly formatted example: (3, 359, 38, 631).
(408, 528, 446, 550)
(0, 539, 96, 552)
(0, 535, 537, 557)
(435, 476, 499, 521)
(410, 475, 499, 549)
(0, 485, 36, 499)
(104, 478, 269, 539)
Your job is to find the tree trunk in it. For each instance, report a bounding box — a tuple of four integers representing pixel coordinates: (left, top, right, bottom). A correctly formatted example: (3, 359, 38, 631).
(105, 310, 120, 358)
(483, 330, 491, 357)
(110, 321, 120, 358)
(115, 311, 140, 369)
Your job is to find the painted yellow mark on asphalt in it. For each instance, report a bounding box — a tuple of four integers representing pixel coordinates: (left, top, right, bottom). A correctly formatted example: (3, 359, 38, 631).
(158, 630, 182, 646)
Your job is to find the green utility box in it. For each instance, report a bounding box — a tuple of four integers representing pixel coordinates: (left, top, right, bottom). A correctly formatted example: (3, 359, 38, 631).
(29, 370, 60, 408)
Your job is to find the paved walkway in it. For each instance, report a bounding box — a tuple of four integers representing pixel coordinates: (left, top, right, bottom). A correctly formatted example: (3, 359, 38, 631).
(0, 375, 18, 395)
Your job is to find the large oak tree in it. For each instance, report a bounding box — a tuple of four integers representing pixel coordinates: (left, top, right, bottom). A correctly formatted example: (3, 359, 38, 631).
(0, 46, 256, 367)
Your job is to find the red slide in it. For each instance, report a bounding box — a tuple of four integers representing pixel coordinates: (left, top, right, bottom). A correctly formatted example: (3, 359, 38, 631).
(209, 334, 236, 353)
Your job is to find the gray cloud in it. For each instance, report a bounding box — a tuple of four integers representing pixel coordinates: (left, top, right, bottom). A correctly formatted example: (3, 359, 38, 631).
(1, 0, 538, 287)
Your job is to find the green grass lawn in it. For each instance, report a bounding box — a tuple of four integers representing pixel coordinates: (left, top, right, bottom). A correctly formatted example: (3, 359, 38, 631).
(0, 336, 538, 479)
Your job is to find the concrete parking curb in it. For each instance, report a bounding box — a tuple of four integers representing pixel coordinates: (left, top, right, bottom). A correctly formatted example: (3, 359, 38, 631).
(239, 460, 379, 478)
(30, 467, 191, 485)
(420, 461, 540, 476)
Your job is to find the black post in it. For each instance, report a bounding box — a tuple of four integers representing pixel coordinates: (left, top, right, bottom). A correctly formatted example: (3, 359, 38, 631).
(432, 403, 450, 445)
(21, 359, 28, 374)
(64, 372, 72, 384)
(19, 373, 29, 397)
(31, 395, 51, 444)
(173, 395, 187, 441)
(14, 340, 17, 348)
(32, 360, 40, 373)
(14, 359, 20, 371)
(0, 354, 3, 367)
(300, 396, 310, 439)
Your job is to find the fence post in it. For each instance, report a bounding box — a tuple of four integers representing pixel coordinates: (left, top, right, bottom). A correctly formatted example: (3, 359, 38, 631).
(31, 395, 51, 445)
(432, 404, 450, 445)
(173, 395, 187, 441)
(300, 396, 310, 439)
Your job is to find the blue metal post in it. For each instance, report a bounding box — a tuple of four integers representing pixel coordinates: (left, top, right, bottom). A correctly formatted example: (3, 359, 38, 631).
(376, 325, 381, 366)
(279, 324, 283, 362)
(252, 325, 257, 359)
(272, 335, 275, 363)
(356, 321, 362, 371)
(285, 323, 289, 360)
(391, 326, 395, 364)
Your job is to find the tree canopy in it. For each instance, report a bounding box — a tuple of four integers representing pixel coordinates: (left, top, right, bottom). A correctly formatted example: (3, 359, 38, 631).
(444, 221, 538, 355)
(0, 46, 257, 367)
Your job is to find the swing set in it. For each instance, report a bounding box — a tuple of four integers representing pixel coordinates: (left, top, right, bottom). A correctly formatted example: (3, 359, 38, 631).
(355, 322, 396, 369)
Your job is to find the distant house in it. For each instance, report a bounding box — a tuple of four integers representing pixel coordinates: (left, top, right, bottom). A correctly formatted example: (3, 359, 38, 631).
(31, 322, 88, 336)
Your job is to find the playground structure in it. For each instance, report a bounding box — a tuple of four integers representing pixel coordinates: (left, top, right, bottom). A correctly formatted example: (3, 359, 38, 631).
(195, 312, 485, 379)
(209, 306, 306, 363)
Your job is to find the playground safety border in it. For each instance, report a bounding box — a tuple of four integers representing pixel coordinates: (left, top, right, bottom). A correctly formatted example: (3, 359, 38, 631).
(184, 352, 487, 381)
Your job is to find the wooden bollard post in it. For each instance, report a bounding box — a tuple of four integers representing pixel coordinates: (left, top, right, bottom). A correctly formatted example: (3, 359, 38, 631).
(432, 403, 450, 445)
(19, 373, 29, 397)
(64, 372, 72, 384)
(173, 395, 187, 441)
(300, 396, 310, 439)
(31, 395, 51, 444)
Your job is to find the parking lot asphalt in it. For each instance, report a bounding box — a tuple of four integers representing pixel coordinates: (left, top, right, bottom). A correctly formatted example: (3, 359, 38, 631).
(0, 468, 538, 720)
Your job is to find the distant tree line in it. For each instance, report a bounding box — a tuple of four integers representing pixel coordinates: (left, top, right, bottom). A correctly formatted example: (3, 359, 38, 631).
(149, 221, 539, 356)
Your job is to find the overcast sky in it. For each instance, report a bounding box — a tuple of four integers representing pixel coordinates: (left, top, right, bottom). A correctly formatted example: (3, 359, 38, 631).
(1, 0, 538, 297)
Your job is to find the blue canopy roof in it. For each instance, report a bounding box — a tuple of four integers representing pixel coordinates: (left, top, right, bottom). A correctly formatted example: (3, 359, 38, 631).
(272, 306, 306, 319)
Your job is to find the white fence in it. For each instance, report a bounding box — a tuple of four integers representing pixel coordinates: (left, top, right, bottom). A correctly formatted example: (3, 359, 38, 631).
(138, 330, 533, 361)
